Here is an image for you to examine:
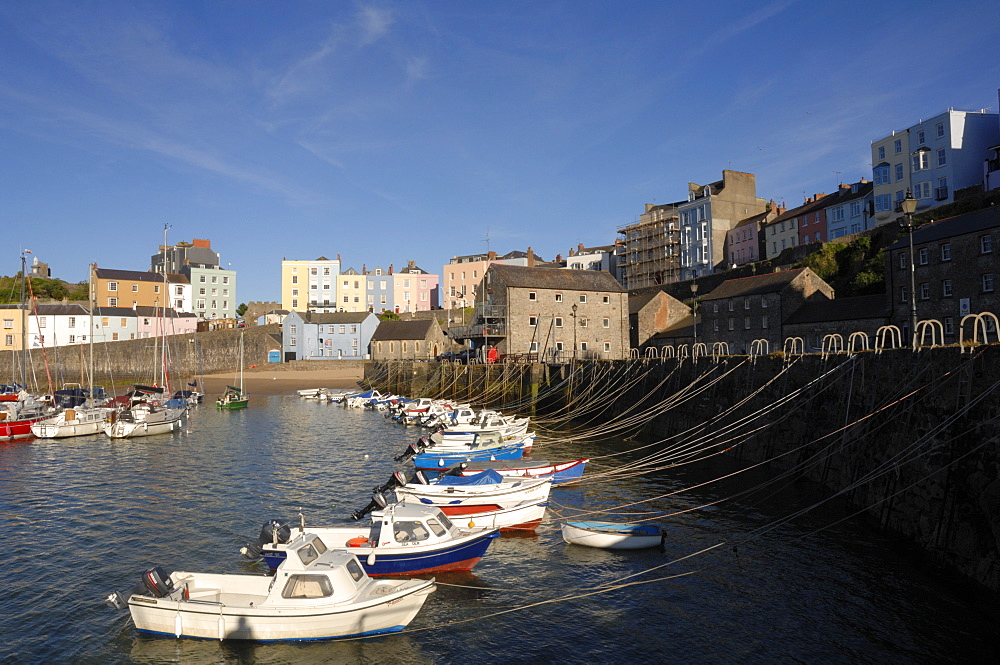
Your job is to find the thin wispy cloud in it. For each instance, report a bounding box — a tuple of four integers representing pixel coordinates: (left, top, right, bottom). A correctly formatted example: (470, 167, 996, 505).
(357, 5, 394, 45)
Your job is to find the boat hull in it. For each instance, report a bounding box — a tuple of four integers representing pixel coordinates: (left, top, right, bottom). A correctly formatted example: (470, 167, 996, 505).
(216, 399, 249, 409)
(450, 458, 588, 485)
(561, 521, 663, 549)
(31, 408, 111, 439)
(0, 415, 46, 440)
(104, 411, 185, 439)
(413, 445, 525, 471)
(127, 580, 434, 641)
(262, 531, 497, 575)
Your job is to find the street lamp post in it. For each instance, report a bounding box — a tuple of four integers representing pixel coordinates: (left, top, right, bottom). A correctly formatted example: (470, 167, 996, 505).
(690, 283, 699, 344)
(898, 191, 919, 349)
(571, 303, 578, 363)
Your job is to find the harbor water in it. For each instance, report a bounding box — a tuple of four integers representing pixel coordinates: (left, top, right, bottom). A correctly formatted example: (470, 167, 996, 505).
(2, 397, 998, 664)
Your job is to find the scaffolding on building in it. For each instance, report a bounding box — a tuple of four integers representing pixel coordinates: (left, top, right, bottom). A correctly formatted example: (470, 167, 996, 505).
(616, 203, 682, 289)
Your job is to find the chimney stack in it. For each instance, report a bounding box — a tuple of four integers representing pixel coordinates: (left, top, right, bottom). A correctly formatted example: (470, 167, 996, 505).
(527, 247, 535, 268)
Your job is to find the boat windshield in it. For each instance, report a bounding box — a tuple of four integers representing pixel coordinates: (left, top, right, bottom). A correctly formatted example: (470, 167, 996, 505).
(393, 521, 430, 543)
(437, 512, 455, 531)
(425, 518, 448, 537)
(345, 558, 364, 582)
(312, 537, 327, 554)
(297, 542, 320, 565)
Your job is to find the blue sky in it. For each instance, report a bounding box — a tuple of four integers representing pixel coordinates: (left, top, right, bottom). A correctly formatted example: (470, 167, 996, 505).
(3, 1, 998, 303)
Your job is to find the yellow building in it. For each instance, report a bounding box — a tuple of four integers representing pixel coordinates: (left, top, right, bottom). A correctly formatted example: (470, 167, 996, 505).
(0, 305, 28, 352)
(281, 256, 341, 312)
(90, 266, 181, 310)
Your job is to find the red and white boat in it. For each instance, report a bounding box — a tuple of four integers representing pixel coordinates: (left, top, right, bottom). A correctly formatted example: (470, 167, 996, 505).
(0, 390, 50, 440)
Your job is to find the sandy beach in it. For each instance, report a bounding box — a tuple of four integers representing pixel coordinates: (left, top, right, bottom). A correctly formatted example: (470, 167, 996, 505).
(196, 364, 366, 396)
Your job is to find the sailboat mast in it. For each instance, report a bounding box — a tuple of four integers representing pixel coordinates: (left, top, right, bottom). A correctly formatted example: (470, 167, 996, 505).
(19, 251, 27, 387)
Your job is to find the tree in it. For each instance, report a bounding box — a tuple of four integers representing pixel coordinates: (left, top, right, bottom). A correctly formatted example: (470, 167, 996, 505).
(236, 303, 248, 317)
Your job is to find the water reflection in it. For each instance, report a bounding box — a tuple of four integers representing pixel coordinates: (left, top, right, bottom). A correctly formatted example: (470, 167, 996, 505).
(2, 396, 998, 663)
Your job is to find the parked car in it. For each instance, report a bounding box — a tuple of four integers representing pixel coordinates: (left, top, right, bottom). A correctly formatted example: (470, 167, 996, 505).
(436, 349, 474, 364)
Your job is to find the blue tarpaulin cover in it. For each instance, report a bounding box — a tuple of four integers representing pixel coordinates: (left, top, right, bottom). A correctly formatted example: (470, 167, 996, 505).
(433, 469, 504, 486)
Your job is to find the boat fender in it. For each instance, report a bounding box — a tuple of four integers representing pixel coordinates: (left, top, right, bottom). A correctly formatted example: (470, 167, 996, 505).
(367, 552, 376, 566)
(347, 536, 370, 547)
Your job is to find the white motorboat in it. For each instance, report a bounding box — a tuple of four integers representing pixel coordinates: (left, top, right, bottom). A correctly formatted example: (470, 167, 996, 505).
(296, 387, 327, 398)
(107, 536, 435, 641)
(242, 503, 499, 575)
(560, 521, 665, 550)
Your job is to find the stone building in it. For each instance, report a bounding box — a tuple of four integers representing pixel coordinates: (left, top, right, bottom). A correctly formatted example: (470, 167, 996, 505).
(455, 264, 629, 361)
(781, 295, 889, 353)
(697, 267, 834, 354)
(370, 319, 452, 361)
(885, 206, 1000, 344)
(629, 290, 690, 350)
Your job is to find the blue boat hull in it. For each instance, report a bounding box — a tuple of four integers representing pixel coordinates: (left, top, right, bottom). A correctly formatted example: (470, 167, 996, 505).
(262, 532, 498, 576)
(413, 446, 525, 471)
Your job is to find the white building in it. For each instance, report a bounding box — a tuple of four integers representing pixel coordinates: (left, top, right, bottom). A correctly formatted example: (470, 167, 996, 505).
(871, 108, 999, 225)
(281, 256, 342, 312)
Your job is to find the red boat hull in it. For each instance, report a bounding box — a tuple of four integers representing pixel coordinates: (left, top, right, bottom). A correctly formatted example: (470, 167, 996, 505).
(0, 416, 46, 440)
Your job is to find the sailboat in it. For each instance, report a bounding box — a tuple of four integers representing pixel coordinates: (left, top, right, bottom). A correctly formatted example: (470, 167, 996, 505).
(32, 270, 114, 438)
(216, 330, 248, 409)
(2, 250, 53, 440)
(103, 227, 186, 439)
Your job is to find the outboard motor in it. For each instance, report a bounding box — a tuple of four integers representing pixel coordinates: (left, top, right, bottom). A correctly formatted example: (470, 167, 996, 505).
(142, 566, 175, 598)
(372, 471, 408, 495)
(409, 470, 430, 485)
(240, 519, 290, 560)
(350, 492, 388, 520)
(394, 439, 427, 462)
(443, 462, 470, 477)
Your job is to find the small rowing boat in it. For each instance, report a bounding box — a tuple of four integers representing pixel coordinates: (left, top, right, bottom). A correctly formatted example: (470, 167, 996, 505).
(561, 521, 664, 550)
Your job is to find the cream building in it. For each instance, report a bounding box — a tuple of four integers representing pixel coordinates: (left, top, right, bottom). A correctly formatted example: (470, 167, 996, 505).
(281, 256, 341, 312)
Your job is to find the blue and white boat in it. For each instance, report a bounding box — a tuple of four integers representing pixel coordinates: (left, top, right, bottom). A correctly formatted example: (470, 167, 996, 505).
(442, 458, 589, 485)
(242, 503, 499, 576)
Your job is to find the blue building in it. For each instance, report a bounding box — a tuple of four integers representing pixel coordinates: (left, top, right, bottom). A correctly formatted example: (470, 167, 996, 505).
(366, 266, 394, 313)
(282, 311, 380, 361)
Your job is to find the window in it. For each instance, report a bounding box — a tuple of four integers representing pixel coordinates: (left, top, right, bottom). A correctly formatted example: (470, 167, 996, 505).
(919, 283, 930, 300)
(912, 151, 930, 171)
(4, 334, 11, 345)
(942, 280, 953, 297)
(283, 574, 333, 599)
(981, 235, 993, 254)
(580, 342, 588, 352)
(900, 286, 909, 303)
(108, 281, 118, 291)
(555, 317, 563, 327)
(38, 317, 46, 328)
(579, 295, 587, 303)
(2, 319, 11, 329)
(944, 317, 954, 336)
(895, 163, 904, 181)
(914, 182, 931, 199)
(874, 165, 891, 185)
(200, 275, 206, 283)
(529, 316, 537, 326)
(292, 276, 298, 284)
(918, 248, 929, 265)
(878, 146, 886, 161)
(941, 243, 951, 261)
(555, 293, 563, 302)
(528, 291, 536, 301)
(984, 273, 995, 293)
(351, 325, 357, 333)
(875, 194, 892, 212)
(68, 317, 76, 328)
(529, 341, 538, 352)
(744, 316, 751, 330)
(937, 149, 946, 167)
(112, 333, 119, 341)
(894, 139, 902, 154)
(917, 130, 925, 145)
(108, 297, 118, 307)
(555, 342, 564, 351)
(101, 318, 108, 327)
(936, 122, 945, 138)
(291, 299, 298, 308)
(603, 342, 610, 352)
(339, 325, 346, 334)
(602, 317, 610, 328)
(761, 316, 768, 329)
(602, 295, 610, 304)
(579, 318, 588, 328)
(728, 317, 734, 331)
(728, 301, 734, 312)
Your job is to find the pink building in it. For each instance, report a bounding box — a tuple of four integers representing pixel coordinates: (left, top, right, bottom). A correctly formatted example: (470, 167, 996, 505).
(135, 306, 198, 338)
(726, 206, 780, 268)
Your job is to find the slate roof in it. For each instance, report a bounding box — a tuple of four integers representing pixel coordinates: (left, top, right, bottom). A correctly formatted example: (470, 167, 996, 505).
(887, 206, 1000, 250)
(700, 268, 807, 301)
(295, 311, 373, 325)
(628, 291, 663, 315)
(93, 268, 188, 284)
(782, 295, 888, 325)
(488, 264, 625, 292)
(371, 319, 437, 341)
